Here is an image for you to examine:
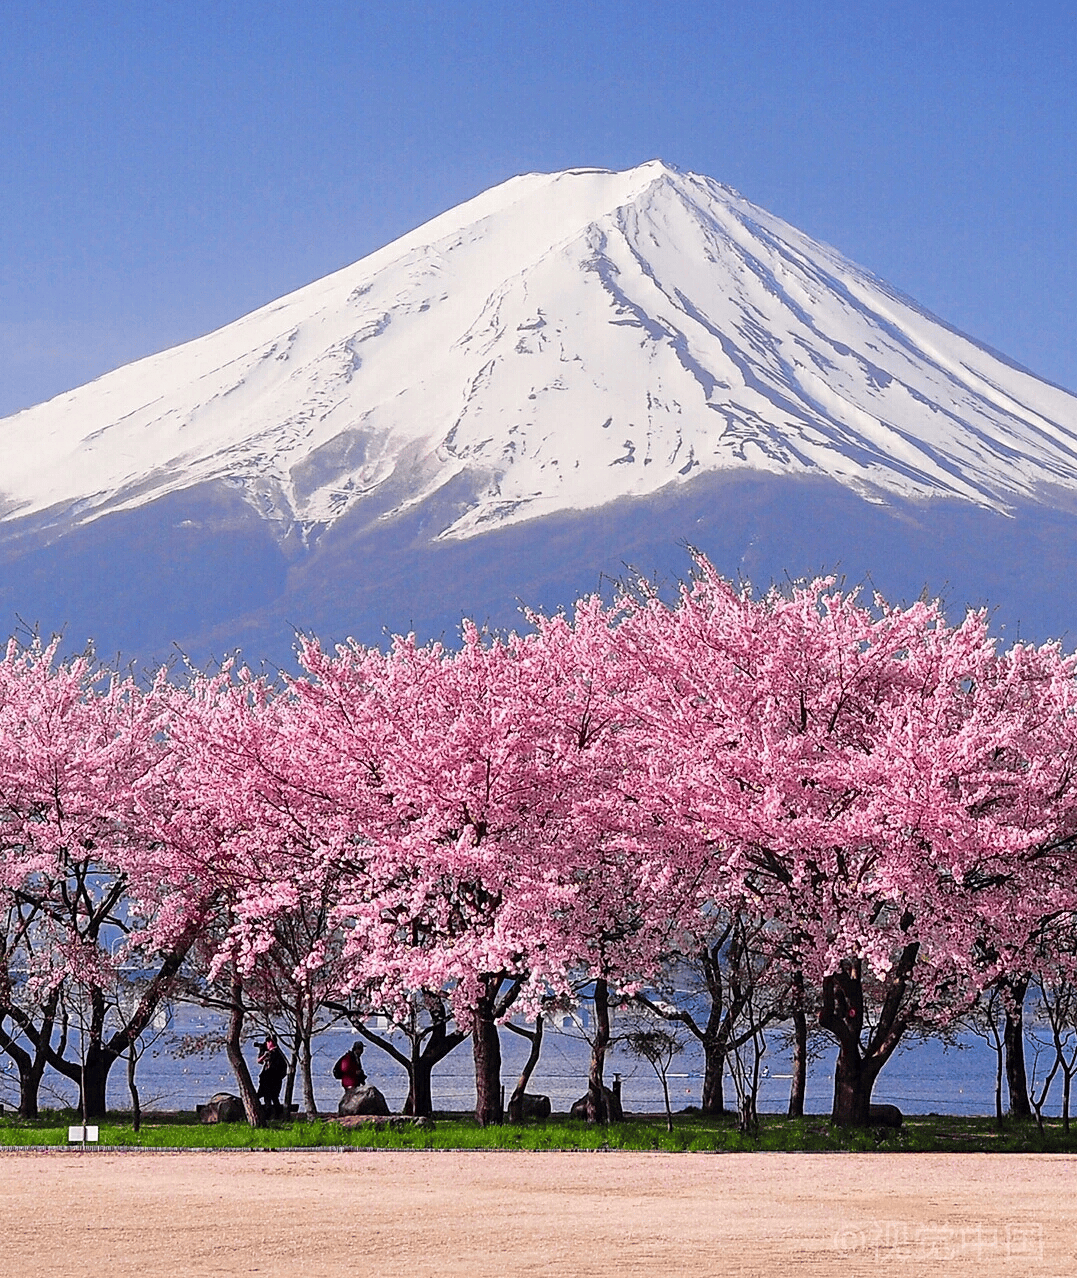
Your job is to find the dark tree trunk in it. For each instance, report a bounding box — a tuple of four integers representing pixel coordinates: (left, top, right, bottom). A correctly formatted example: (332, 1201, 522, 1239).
(2, 998, 91, 1116)
(831, 1043, 876, 1127)
(127, 1048, 141, 1132)
(989, 1017, 1005, 1128)
(818, 945, 917, 1128)
(284, 993, 302, 1112)
(698, 935, 729, 1116)
(586, 978, 613, 1124)
(79, 1044, 117, 1118)
(472, 976, 503, 1127)
(10, 1040, 47, 1121)
(68, 981, 115, 1119)
(818, 961, 867, 1127)
(0, 996, 62, 1121)
(659, 1069, 674, 1133)
(789, 1006, 808, 1118)
(700, 1038, 727, 1115)
(299, 992, 317, 1118)
(506, 1018, 544, 1122)
(409, 1013, 468, 1117)
(224, 975, 264, 1128)
(411, 999, 468, 1117)
(699, 927, 754, 1116)
(788, 972, 808, 1119)
(19, 1058, 44, 1121)
(405, 1043, 435, 1118)
(37, 996, 65, 1118)
(1003, 974, 1032, 1119)
(300, 1029, 316, 1117)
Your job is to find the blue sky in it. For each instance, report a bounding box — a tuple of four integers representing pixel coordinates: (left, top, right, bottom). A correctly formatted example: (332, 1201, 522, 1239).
(2, 1, 1074, 417)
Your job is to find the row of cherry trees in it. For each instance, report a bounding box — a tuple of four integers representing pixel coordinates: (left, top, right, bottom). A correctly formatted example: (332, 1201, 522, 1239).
(3, 555, 1077, 1127)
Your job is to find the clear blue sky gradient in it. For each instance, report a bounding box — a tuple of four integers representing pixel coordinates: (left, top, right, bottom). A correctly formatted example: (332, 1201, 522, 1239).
(2, 0, 1074, 418)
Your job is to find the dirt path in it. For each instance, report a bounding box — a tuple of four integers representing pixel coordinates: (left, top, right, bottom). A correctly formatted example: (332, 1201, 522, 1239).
(2, 1150, 1073, 1276)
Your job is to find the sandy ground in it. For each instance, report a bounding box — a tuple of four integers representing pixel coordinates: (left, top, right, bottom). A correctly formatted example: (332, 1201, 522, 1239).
(1, 1150, 1073, 1277)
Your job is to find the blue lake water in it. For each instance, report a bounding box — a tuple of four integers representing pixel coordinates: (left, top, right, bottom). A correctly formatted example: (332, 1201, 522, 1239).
(0, 1003, 1033, 1118)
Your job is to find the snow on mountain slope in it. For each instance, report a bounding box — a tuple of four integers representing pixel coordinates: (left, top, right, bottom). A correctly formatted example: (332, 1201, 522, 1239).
(3, 159, 1076, 545)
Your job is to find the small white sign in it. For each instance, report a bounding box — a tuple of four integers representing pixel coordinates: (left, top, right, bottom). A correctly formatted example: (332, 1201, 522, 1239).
(68, 1125, 99, 1143)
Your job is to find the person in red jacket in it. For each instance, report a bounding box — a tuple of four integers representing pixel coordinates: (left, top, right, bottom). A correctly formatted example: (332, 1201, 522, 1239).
(332, 1040, 367, 1092)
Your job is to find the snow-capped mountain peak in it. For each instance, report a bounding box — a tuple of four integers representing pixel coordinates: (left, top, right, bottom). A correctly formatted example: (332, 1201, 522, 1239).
(3, 160, 1076, 546)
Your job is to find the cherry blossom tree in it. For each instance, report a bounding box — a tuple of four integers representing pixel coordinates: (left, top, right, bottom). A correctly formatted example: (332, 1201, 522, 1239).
(290, 620, 607, 1124)
(0, 638, 194, 1118)
(155, 658, 364, 1125)
(612, 556, 1077, 1125)
(285, 594, 697, 1125)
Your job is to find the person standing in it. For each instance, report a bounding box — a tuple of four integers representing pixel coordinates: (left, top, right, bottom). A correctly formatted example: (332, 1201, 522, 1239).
(256, 1035, 288, 1119)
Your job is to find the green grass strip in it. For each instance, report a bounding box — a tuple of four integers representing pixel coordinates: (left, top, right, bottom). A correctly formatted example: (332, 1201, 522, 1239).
(4, 1111, 1077, 1153)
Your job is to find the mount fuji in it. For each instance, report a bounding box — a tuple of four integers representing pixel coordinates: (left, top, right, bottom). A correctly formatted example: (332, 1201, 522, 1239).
(3, 161, 1077, 666)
